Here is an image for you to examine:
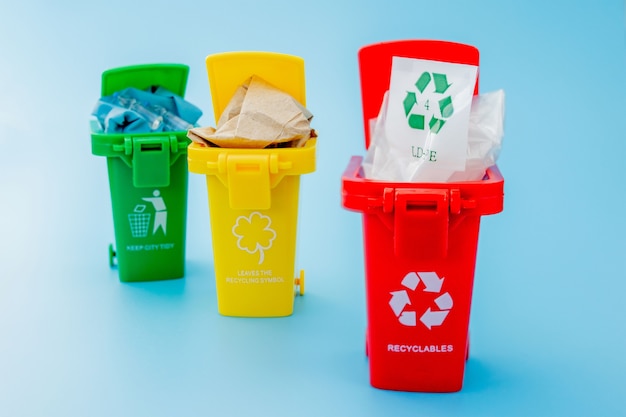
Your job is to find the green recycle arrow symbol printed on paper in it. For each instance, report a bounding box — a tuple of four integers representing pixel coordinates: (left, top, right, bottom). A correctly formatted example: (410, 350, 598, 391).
(403, 72, 454, 134)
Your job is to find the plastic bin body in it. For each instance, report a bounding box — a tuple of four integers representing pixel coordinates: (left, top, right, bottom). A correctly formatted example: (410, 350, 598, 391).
(341, 40, 504, 392)
(188, 52, 316, 317)
(91, 64, 191, 282)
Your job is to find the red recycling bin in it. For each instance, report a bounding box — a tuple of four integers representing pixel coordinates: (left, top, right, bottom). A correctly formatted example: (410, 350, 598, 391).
(341, 40, 504, 392)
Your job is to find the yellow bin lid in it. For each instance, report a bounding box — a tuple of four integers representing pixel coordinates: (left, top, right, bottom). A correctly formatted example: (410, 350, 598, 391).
(205, 51, 306, 121)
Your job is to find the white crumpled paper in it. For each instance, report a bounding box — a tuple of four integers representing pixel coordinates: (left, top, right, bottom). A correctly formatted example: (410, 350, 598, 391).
(363, 89, 505, 182)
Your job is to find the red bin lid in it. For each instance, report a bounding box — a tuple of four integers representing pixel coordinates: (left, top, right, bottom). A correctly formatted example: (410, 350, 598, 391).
(357, 40, 480, 149)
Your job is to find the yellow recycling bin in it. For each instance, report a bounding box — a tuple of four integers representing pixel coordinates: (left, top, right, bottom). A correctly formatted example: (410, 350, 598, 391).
(188, 51, 316, 317)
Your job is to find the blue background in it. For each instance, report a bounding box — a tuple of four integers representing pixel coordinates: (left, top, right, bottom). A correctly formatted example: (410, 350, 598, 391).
(1, 0, 624, 415)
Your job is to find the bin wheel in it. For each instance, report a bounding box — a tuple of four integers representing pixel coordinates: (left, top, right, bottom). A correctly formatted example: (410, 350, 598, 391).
(295, 270, 305, 296)
(108, 244, 116, 267)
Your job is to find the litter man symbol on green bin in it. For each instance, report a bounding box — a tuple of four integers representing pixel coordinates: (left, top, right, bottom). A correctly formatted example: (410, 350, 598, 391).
(403, 72, 454, 134)
(128, 190, 168, 238)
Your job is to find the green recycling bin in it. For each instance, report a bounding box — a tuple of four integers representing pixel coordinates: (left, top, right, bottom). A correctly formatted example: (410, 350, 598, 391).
(91, 64, 191, 282)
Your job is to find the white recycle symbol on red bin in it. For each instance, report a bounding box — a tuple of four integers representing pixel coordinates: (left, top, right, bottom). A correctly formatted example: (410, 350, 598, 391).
(389, 271, 453, 329)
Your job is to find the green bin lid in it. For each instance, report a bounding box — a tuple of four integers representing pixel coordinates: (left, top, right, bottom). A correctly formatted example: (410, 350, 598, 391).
(101, 63, 189, 97)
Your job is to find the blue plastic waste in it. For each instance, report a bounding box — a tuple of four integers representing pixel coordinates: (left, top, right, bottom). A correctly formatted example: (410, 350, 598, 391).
(92, 86, 202, 134)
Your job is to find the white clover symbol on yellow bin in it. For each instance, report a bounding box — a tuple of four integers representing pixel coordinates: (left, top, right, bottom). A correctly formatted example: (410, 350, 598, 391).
(232, 212, 276, 264)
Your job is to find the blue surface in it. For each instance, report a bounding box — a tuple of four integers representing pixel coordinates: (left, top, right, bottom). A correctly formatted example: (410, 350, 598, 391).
(1, 1, 625, 416)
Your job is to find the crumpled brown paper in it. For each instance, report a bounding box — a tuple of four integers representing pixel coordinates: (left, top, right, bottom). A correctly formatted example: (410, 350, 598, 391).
(188, 75, 315, 148)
